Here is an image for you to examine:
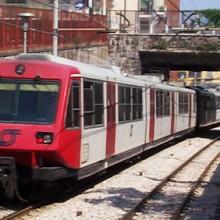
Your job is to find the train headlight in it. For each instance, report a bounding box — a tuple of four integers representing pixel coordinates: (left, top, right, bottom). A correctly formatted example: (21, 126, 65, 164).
(36, 132, 53, 144)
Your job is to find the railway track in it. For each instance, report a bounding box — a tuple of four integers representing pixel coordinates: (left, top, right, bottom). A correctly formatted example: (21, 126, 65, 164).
(119, 135, 220, 220)
(1, 134, 219, 220)
(0, 161, 138, 220)
(0, 204, 39, 220)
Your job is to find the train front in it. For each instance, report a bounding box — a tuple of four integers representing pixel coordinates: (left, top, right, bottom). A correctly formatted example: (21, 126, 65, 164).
(0, 55, 72, 199)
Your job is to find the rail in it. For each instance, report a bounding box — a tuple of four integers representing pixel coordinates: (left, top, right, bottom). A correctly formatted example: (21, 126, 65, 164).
(119, 135, 220, 220)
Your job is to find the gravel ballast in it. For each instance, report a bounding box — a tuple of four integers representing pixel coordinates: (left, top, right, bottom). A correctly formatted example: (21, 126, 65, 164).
(17, 136, 220, 220)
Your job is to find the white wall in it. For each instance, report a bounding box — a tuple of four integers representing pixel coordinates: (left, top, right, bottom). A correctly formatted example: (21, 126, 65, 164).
(154, 0, 165, 10)
(112, 0, 165, 11)
(112, 0, 139, 11)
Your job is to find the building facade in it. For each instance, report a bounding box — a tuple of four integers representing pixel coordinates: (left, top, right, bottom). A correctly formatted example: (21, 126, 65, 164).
(0, 0, 75, 10)
(169, 71, 220, 86)
(0, 0, 113, 14)
(110, 0, 180, 33)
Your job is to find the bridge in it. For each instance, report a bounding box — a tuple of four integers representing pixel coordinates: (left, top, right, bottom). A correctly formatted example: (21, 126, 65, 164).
(0, 5, 219, 81)
(109, 33, 220, 80)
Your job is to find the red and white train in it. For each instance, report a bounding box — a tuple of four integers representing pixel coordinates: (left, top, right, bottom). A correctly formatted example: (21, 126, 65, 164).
(0, 53, 217, 199)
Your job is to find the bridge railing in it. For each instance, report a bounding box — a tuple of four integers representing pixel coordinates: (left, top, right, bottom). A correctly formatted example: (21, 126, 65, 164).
(108, 9, 220, 35)
(0, 5, 107, 55)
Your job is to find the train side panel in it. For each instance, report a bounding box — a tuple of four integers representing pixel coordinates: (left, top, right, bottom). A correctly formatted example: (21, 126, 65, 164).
(0, 54, 200, 200)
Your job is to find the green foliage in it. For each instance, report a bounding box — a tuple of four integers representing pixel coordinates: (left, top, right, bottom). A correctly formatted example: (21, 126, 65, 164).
(159, 6, 165, 12)
(149, 40, 167, 50)
(201, 9, 220, 27)
(195, 43, 219, 51)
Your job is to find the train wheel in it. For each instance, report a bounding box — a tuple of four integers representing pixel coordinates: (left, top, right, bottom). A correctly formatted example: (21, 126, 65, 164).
(0, 179, 16, 200)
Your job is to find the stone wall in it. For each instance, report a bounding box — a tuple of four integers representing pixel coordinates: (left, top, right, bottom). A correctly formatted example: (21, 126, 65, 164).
(1, 45, 109, 66)
(109, 33, 220, 75)
(57, 46, 109, 66)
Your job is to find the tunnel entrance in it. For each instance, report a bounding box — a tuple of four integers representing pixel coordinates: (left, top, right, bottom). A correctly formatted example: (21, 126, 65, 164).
(139, 51, 220, 82)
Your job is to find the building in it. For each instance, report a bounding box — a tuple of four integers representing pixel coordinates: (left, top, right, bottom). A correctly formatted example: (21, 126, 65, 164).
(110, 0, 180, 33)
(0, 0, 113, 14)
(170, 71, 220, 86)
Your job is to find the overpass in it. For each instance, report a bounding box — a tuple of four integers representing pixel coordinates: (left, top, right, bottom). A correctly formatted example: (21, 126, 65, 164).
(109, 33, 220, 79)
(139, 51, 220, 79)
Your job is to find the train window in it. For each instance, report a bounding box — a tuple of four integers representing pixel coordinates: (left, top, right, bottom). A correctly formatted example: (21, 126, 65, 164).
(216, 97, 220, 109)
(205, 96, 215, 109)
(156, 91, 163, 117)
(84, 80, 103, 127)
(0, 84, 16, 120)
(164, 92, 170, 116)
(125, 87, 131, 120)
(156, 90, 170, 117)
(0, 80, 59, 124)
(193, 94, 197, 113)
(132, 88, 143, 120)
(119, 86, 130, 121)
(6, 0, 26, 3)
(119, 86, 131, 122)
(66, 81, 80, 128)
(119, 85, 143, 122)
(178, 93, 189, 114)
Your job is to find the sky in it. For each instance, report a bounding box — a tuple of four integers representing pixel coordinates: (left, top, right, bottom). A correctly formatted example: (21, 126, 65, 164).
(181, 0, 220, 10)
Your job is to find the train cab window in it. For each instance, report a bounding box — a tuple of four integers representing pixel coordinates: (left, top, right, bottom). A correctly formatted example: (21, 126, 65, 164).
(83, 80, 103, 127)
(66, 81, 80, 128)
(156, 90, 170, 117)
(119, 85, 143, 122)
(0, 80, 59, 124)
(178, 93, 189, 114)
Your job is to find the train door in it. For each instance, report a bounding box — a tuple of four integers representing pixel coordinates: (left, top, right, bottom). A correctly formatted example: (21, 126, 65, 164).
(106, 82, 116, 158)
(63, 79, 81, 168)
(149, 89, 155, 142)
(171, 91, 175, 135)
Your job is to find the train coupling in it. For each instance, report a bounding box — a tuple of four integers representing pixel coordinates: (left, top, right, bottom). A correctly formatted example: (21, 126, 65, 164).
(0, 157, 17, 200)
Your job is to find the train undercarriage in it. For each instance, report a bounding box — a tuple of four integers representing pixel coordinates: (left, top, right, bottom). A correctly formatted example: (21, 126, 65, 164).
(0, 156, 78, 201)
(0, 157, 17, 200)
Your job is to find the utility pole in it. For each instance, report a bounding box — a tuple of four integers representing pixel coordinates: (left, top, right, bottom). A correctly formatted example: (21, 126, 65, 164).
(18, 13, 34, 53)
(88, 0, 93, 15)
(103, 0, 107, 15)
(53, 0, 59, 56)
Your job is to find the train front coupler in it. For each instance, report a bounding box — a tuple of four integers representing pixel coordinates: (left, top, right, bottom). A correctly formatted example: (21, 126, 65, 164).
(0, 157, 17, 200)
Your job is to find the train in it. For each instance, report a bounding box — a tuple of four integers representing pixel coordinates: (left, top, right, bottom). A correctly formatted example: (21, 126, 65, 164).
(0, 53, 220, 200)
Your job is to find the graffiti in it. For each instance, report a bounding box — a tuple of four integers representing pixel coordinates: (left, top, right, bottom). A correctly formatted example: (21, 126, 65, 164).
(0, 129, 21, 146)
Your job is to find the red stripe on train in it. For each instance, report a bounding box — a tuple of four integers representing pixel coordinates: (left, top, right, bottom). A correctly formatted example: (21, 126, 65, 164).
(106, 82, 116, 158)
(149, 89, 155, 142)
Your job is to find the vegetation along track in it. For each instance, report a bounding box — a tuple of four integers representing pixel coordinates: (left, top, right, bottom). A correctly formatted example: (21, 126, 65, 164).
(119, 135, 220, 220)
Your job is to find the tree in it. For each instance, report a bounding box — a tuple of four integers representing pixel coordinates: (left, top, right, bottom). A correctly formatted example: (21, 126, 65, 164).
(201, 9, 220, 27)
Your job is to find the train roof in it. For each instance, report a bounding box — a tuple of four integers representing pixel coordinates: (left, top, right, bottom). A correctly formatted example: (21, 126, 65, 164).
(11, 53, 193, 93)
(190, 85, 220, 96)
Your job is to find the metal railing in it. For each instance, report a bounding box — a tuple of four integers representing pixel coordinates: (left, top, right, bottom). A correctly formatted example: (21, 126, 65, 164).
(108, 9, 220, 35)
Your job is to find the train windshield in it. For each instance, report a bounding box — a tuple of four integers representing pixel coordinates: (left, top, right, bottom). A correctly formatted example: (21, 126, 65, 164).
(0, 80, 59, 124)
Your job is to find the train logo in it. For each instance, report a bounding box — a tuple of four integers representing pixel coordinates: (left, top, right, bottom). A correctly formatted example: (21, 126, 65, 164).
(0, 129, 21, 146)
